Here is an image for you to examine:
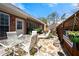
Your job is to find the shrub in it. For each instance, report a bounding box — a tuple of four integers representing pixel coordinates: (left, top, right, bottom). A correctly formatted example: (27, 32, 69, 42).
(30, 47, 38, 56)
(67, 31, 79, 43)
(34, 28, 42, 34)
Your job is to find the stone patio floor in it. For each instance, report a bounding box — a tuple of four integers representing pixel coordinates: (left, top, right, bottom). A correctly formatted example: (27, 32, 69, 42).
(35, 36, 67, 56)
(0, 35, 68, 56)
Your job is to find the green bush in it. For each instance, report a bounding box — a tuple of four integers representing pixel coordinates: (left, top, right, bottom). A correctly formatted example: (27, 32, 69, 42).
(30, 47, 37, 56)
(67, 31, 79, 36)
(69, 35, 79, 43)
(34, 28, 42, 34)
(67, 31, 79, 43)
(28, 26, 34, 34)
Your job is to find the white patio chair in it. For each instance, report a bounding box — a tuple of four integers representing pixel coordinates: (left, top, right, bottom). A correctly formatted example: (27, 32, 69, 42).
(38, 30, 51, 39)
(29, 34, 38, 50)
(0, 31, 38, 56)
(0, 31, 24, 56)
(21, 31, 38, 55)
(7, 31, 24, 41)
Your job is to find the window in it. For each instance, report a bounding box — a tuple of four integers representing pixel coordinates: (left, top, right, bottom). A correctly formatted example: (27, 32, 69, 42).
(17, 21, 22, 29)
(0, 12, 9, 38)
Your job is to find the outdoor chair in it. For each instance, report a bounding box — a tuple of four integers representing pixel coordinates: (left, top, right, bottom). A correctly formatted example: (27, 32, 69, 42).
(0, 32, 24, 47)
(0, 31, 38, 56)
(38, 30, 51, 39)
(29, 34, 38, 50)
(7, 31, 24, 40)
(0, 31, 24, 56)
(21, 31, 38, 55)
(6, 31, 24, 46)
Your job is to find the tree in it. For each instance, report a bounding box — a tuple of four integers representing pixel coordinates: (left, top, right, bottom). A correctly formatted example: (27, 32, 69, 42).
(47, 11, 59, 23)
(70, 8, 79, 14)
(60, 13, 66, 21)
(39, 17, 47, 24)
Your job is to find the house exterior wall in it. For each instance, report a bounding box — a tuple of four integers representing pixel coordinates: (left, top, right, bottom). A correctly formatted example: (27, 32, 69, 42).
(10, 14, 16, 31)
(56, 11, 79, 56)
(27, 18, 44, 30)
(0, 10, 28, 33)
(0, 10, 44, 39)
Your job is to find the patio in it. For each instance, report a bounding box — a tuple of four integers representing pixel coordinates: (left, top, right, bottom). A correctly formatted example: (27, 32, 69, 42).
(0, 35, 31, 56)
(35, 36, 66, 56)
(0, 33, 68, 56)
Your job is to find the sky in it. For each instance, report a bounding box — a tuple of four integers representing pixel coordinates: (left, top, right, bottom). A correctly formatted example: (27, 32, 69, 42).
(12, 3, 79, 19)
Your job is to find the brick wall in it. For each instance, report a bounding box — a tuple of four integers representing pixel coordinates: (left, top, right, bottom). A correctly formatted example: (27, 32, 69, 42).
(9, 15, 16, 31)
(0, 10, 44, 40)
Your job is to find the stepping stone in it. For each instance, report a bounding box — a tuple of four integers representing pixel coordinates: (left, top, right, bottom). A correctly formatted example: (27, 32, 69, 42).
(40, 47, 47, 53)
(53, 43, 60, 47)
(47, 45, 55, 50)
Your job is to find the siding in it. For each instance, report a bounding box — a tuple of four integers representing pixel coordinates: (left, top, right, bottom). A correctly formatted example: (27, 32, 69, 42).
(56, 11, 79, 56)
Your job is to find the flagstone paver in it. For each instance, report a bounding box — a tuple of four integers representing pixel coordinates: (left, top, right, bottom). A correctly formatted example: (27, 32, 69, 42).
(35, 36, 66, 56)
(0, 35, 67, 56)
